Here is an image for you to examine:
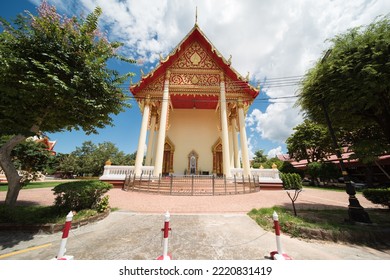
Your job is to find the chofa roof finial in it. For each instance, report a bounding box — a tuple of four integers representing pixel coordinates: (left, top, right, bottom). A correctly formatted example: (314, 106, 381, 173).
(195, 6, 198, 26)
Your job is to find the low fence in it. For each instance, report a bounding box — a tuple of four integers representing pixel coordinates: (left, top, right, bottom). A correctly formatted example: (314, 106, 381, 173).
(123, 174, 260, 196)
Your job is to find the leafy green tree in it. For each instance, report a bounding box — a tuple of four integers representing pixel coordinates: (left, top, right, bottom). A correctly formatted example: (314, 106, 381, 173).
(318, 162, 341, 186)
(0, 2, 134, 206)
(251, 150, 267, 168)
(71, 141, 133, 176)
(58, 154, 78, 178)
(263, 157, 283, 169)
(298, 15, 390, 153)
(306, 162, 322, 186)
(279, 161, 304, 177)
(0, 136, 52, 184)
(286, 120, 333, 163)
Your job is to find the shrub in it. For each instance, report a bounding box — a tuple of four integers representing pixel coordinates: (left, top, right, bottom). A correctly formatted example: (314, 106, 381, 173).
(280, 173, 303, 190)
(280, 173, 303, 216)
(52, 180, 112, 212)
(362, 188, 390, 208)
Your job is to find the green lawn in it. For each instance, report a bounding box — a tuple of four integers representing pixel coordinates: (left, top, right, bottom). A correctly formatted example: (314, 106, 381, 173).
(248, 206, 390, 246)
(0, 204, 98, 224)
(0, 181, 65, 192)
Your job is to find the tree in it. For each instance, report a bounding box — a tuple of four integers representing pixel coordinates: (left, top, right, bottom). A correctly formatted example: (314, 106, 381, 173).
(286, 120, 333, 163)
(0, 136, 52, 184)
(263, 157, 283, 169)
(251, 150, 267, 168)
(58, 154, 78, 178)
(306, 162, 322, 186)
(0, 2, 135, 206)
(306, 161, 341, 186)
(317, 162, 341, 186)
(279, 161, 304, 177)
(298, 15, 390, 151)
(71, 141, 133, 176)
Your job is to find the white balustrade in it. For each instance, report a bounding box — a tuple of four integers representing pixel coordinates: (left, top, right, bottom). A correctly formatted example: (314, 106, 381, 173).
(99, 165, 155, 181)
(230, 167, 282, 183)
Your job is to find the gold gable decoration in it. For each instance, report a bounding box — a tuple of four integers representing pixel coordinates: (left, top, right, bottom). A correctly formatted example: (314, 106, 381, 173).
(172, 42, 220, 70)
(144, 75, 165, 92)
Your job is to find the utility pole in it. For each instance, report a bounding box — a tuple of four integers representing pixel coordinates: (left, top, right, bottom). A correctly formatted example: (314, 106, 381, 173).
(320, 49, 371, 223)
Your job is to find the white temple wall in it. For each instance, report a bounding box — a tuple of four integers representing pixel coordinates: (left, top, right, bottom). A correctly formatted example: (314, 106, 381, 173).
(167, 109, 220, 175)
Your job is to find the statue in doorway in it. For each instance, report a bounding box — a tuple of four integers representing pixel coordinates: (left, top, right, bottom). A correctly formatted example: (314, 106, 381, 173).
(190, 155, 196, 174)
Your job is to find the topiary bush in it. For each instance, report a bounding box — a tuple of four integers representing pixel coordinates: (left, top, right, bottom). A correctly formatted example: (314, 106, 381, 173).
(362, 188, 390, 208)
(280, 173, 303, 190)
(52, 180, 112, 212)
(280, 173, 303, 216)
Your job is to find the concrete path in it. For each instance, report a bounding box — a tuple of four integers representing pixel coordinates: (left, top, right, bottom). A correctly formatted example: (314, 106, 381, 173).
(1, 187, 389, 260)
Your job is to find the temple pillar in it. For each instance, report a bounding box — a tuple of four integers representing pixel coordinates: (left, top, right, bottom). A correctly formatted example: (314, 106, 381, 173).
(220, 75, 231, 177)
(231, 115, 240, 168)
(228, 123, 234, 168)
(145, 109, 157, 166)
(154, 71, 170, 177)
(238, 98, 250, 177)
(134, 96, 151, 176)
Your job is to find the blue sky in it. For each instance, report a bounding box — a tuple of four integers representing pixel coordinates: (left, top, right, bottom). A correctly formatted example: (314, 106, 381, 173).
(2, 0, 389, 158)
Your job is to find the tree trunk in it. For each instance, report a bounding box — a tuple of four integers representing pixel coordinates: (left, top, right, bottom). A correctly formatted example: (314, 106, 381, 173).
(0, 134, 29, 207)
(365, 166, 374, 188)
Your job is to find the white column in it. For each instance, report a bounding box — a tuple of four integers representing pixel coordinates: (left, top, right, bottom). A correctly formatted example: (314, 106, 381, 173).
(238, 99, 250, 177)
(145, 111, 156, 166)
(134, 96, 151, 176)
(151, 125, 158, 166)
(220, 75, 231, 177)
(154, 72, 170, 177)
(231, 115, 240, 168)
(228, 123, 234, 168)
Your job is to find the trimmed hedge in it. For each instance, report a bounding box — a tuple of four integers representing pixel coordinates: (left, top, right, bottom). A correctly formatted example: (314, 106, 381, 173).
(362, 188, 390, 208)
(52, 180, 112, 212)
(280, 173, 303, 190)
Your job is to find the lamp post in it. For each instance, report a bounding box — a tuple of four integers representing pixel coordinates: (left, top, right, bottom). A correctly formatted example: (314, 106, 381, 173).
(320, 50, 371, 223)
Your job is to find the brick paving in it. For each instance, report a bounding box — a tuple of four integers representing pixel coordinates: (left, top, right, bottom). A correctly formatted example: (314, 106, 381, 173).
(0, 186, 381, 213)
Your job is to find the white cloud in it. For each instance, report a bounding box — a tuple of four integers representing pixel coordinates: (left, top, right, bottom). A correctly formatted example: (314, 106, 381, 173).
(267, 146, 283, 159)
(246, 105, 303, 143)
(33, 0, 390, 150)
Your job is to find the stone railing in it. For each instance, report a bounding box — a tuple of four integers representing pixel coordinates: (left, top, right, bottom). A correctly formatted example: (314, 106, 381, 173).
(99, 165, 154, 180)
(230, 168, 281, 182)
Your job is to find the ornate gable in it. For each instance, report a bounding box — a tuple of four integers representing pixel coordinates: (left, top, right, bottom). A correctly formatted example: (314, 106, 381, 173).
(130, 24, 259, 109)
(171, 41, 220, 70)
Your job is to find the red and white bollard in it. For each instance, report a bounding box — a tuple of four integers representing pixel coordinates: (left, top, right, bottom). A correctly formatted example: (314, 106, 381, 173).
(270, 211, 292, 260)
(156, 211, 172, 260)
(53, 211, 74, 260)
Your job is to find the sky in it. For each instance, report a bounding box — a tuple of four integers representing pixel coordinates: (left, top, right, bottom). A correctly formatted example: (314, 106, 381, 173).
(1, 0, 389, 159)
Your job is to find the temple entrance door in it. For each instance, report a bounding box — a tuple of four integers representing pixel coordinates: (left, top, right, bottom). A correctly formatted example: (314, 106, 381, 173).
(212, 138, 223, 176)
(162, 138, 175, 176)
(215, 151, 223, 176)
(162, 150, 170, 176)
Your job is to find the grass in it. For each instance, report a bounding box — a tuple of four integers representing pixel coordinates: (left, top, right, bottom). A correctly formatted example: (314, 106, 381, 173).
(0, 181, 75, 192)
(304, 185, 347, 192)
(248, 206, 390, 245)
(0, 204, 99, 224)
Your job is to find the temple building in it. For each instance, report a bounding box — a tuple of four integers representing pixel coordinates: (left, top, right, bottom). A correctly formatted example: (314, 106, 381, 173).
(131, 23, 258, 178)
(100, 21, 282, 190)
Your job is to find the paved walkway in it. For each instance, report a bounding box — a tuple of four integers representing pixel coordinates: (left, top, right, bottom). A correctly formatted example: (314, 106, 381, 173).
(0, 187, 382, 213)
(1, 187, 389, 260)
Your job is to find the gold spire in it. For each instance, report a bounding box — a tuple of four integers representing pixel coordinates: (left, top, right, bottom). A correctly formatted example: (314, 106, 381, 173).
(195, 6, 198, 26)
